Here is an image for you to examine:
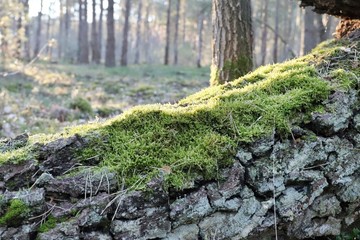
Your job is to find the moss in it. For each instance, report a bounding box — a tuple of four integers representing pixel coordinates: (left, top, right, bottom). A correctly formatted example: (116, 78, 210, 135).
(69, 97, 93, 115)
(0, 199, 30, 226)
(37, 215, 68, 233)
(1, 39, 358, 190)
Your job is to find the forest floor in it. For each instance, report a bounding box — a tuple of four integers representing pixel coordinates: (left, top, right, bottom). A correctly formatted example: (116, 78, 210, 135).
(0, 62, 210, 138)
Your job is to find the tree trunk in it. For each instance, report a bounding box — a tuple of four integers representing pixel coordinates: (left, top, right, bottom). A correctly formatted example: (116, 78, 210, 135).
(34, 0, 43, 57)
(303, 6, 317, 55)
(144, 1, 151, 64)
(91, 0, 101, 64)
(164, 0, 171, 65)
(23, 0, 31, 61)
(105, 0, 115, 67)
(134, 0, 143, 65)
(15, 13, 22, 59)
(273, 0, 280, 63)
(210, 0, 253, 85)
(58, 0, 64, 60)
(78, 0, 89, 63)
(182, 0, 186, 43)
(173, 0, 180, 65)
(260, 0, 269, 66)
(196, 13, 204, 68)
(120, 0, 131, 66)
(64, 0, 70, 60)
(98, 0, 104, 63)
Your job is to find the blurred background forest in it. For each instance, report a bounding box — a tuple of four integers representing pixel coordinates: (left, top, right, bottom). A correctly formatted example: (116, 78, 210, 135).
(0, 0, 338, 138)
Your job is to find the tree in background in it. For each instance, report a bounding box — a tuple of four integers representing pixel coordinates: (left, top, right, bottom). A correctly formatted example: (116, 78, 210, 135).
(134, 0, 143, 64)
(173, 0, 180, 65)
(34, 0, 43, 57)
(120, 0, 131, 66)
(210, 0, 253, 85)
(303, 6, 317, 55)
(164, 0, 171, 65)
(91, 0, 101, 64)
(78, 0, 89, 63)
(105, 0, 115, 67)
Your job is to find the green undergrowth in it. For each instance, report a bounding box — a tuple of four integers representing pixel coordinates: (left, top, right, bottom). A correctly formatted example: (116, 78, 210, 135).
(0, 199, 30, 226)
(1, 39, 359, 190)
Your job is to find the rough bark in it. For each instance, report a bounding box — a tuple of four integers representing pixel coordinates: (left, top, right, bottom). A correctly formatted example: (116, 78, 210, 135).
(173, 0, 180, 65)
(98, 0, 104, 63)
(297, 0, 360, 19)
(120, 0, 131, 66)
(91, 0, 101, 64)
(134, 0, 143, 65)
(105, 0, 115, 67)
(164, 0, 172, 65)
(210, 0, 253, 85)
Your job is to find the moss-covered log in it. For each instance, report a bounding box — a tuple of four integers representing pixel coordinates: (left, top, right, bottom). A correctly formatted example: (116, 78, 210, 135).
(0, 39, 360, 239)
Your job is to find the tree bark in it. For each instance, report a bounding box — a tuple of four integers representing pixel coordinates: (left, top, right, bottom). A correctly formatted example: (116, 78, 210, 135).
(58, 0, 64, 60)
(78, 0, 89, 63)
(91, 0, 101, 64)
(34, 0, 43, 57)
(173, 0, 180, 65)
(105, 0, 115, 67)
(144, 1, 151, 64)
(134, 0, 143, 65)
(260, 0, 269, 66)
(120, 0, 131, 66)
(64, 0, 70, 60)
(210, 0, 253, 85)
(23, 0, 31, 61)
(303, 6, 317, 55)
(164, 0, 172, 65)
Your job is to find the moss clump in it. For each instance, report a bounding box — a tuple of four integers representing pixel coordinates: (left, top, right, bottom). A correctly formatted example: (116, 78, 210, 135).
(69, 97, 93, 115)
(1, 39, 358, 190)
(0, 199, 30, 226)
(37, 215, 58, 233)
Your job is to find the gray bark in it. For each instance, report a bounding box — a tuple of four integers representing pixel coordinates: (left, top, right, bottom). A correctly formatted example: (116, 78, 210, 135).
(34, 0, 43, 57)
(173, 0, 180, 65)
(164, 0, 171, 65)
(303, 6, 317, 55)
(78, 0, 89, 64)
(105, 0, 115, 67)
(120, 0, 131, 66)
(260, 0, 269, 65)
(134, 0, 143, 65)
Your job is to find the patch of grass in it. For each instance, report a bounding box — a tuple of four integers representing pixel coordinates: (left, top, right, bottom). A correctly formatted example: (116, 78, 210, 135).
(69, 97, 93, 115)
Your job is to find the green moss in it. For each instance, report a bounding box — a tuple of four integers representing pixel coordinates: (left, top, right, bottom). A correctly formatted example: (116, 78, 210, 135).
(0, 199, 30, 226)
(69, 97, 93, 115)
(37, 216, 57, 233)
(1, 39, 358, 190)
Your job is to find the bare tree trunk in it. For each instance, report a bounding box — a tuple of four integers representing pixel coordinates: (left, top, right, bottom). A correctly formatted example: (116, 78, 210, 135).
(164, 0, 171, 65)
(105, 0, 115, 67)
(121, 0, 131, 66)
(15, 13, 22, 59)
(144, 1, 151, 64)
(46, 4, 52, 56)
(273, 0, 280, 63)
(34, 0, 43, 57)
(91, 0, 101, 64)
(173, 0, 180, 65)
(182, 0, 186, 43)
(210, 0, 253, 85)
(196, 13, 204, 68)
(23, 0, 31, 61)
(64, 0, 70, 60)
(303, 6, 317, 55)
(78, 0, 89, 63)
(98, 0, 104, 63)
(260, 0, 269, 65)
(58, 0, 64, 60)
(134, 0, 143, 64)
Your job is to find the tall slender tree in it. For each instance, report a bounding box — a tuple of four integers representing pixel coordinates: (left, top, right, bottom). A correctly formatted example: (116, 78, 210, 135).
(273, 0, 280, 63)
(98, 0, 104, 62)
(260, 0, 269, 65)
(23, 0, 30, 61)
(64, 0, 71, 60)
(91, 0, 101, 63)
(210, 0, 253, 85)
(173, 0, 180, 65)
(121, 0, 131, 66)
(303, 6, 317, 54)
(78, 0, 89, 63)
(105, 0, 115, 67)
(34, 0, 43, 57)
(134, 0, 143, 64)
(196, 12, 204, 68)
(58, 0, 64, 59)
(164, 0, 172, 65)
(144, 0, 151, 64)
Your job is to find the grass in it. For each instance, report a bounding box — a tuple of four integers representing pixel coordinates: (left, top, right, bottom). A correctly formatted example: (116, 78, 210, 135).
(0, 39, 359, 190)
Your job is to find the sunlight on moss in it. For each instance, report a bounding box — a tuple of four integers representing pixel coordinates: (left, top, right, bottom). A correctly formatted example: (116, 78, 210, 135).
(0, 39, 358, 190)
